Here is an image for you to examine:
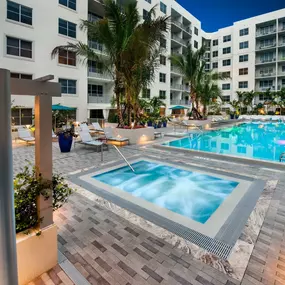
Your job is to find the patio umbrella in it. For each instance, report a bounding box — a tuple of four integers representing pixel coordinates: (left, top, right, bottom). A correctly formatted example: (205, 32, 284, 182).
(169, 105, 189, 110)
(52, 104, 76, 130)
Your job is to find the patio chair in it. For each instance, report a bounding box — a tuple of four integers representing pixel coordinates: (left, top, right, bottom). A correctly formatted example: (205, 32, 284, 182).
(80, 123, 96, 134)
(181, 120, 202, 131)
(103, 127, 130, 144)
(92, 122, 104, 132)
(78, 131, 106, 160)
(17, 128, 35, 143)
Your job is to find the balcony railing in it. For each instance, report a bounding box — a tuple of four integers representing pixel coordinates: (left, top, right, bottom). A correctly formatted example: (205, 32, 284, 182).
(256, 58, 276, 64)
(279, 42, 285, 47)
(171, 35, 187, 46)
(170, 66, 182, 74)
(88, 96, 111, 104)
(257, 86, 275, 92)
(88, 70, 113, 80)
(88, 41, 108, 55)
(170, 99, 190, 105)
(170, 84, 190, 91)
(279, 57, 285, 61)
(256, 28, 276, 37)
(257, 42, 276, 49)
(171, 19, 192, 35)
(279, 26, 285, 32)
(256, 72, 276, 77)
(277, 85, 285, 90)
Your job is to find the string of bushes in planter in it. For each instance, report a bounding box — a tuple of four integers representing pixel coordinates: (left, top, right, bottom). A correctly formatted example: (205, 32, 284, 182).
(14, 164, 73, 234)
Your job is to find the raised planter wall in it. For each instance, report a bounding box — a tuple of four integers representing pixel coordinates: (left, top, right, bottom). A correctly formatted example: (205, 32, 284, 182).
(113, 127, 155, 144)
(16, 224, 57, 285)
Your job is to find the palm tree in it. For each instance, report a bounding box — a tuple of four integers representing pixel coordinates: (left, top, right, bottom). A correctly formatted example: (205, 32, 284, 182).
(51, 0, 168, 127)
(236, 91, 257, 114)
(169, 45, 206, 119)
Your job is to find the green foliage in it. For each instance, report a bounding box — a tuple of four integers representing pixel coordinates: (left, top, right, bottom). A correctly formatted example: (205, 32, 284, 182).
(14, 165, 73, 233)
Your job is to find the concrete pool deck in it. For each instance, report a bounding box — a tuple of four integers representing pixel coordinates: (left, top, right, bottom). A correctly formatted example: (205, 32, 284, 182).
(13, 140, 285, 285)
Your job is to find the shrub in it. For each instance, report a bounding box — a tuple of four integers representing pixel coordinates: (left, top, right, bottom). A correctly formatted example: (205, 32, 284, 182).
(14, 165, 73, 233)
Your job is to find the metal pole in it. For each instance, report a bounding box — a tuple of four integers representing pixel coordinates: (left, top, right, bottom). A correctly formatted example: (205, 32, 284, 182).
(0, 69, 19, 285)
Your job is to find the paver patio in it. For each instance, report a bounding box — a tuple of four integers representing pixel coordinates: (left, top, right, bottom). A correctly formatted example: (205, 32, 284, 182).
(14, 137, 285, 285)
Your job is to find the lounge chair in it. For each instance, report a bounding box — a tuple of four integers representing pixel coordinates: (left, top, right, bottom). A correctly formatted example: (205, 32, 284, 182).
(103, 127, 130, 144)
(79, 131, 106, 160)
(92, 122, 104, 132)
(18, 128, 35, 143)
(80, 123, 96, 134)
(154, 131, 162, 138)
(181, 120, 202, 131)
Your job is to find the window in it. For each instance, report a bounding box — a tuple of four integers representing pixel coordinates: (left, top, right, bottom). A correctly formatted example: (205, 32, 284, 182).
(59, 49, 76, 66)
(142, 88, 151, 98)
(260, 52, 275, 62)
(160, 2, 166, 14)
(282, 66, 285, 72)
(222, 83, 230, 90)
(88, 40, 103, 51)
(194, 40, 198, 49)
(222, 71, 231, 78)
(239, 68, 248, 75)
(160, 55, 166, 65)
(282, 79, 285, 86)
(239, 81, 248, 88)
(223, 59, 231, 66)
(259, 93, 272, 101)
(223, 35, 231, 42)
(159, 90, 166, 99)
(7, 1, 32, 25)
(212, 51, 218, 57)
(145, 0, 151, 3)
(212, 62, 218, 69)
(160, 38, 166, 48)
(11, 73, 32, 80)
(223, 47, 231, 54)
(194, 27, 198, 36)
(159, 73, 166, 83)
(239, 41, 249, 49)
(143, 9, 149, 20)
(59, 0, 76, 10)
(88, 60, 103, 73)
(222, 95, 231, 102)
(6, 36, 32, 58)
(88, 12, 102, 23)
(213, 39, 218, 46)
(259, 80, 273, 89)
(88, 84, 103, 97)
(239, 54, 248, 62)
(11, 108, 33, 125)
(58, 18, 76, 38)
(59, 79, 77, 94)
(205, 64, 210, 70)
(240, 28, 249, 36)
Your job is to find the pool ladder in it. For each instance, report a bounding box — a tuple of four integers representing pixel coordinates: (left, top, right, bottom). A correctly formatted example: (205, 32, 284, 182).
(280, 152, 285, 163)
(112, 145, 135, 172)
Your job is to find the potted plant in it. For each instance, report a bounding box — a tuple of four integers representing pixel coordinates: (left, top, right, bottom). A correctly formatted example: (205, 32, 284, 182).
(162, 117, 168, 127)
(153, 120, 158, 129)
(230, 111, 235, 120)
(57, 128, 75, 153)
(147, 118, 153, 127)
(157, 120, 162, 128)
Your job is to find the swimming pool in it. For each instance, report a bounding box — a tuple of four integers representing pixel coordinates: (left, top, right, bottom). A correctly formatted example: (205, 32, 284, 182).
(93, 160, 239, 224)
(163, 122, 285, 162)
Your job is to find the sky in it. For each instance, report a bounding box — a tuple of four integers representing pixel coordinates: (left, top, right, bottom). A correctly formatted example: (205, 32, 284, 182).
(176, 0, 285, 32)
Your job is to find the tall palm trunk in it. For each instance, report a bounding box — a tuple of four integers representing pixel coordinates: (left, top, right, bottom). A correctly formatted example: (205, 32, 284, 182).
(190, 87, 202, 120)
(114, 76, 124, 127)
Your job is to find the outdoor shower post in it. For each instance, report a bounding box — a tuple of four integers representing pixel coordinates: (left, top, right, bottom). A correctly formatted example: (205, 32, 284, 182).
(0, 68, 19, 285)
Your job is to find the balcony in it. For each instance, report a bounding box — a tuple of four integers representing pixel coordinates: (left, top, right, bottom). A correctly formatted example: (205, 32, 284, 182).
(279, 56, 285, 62)
(170, 99, 190, 105)
(171, 84, 190, 91)
(257, 86, 275, 92)
(256, 28, 276, 37)
(279, 42, 285, 47)
(88, 41, 108, 56)
(257, 42, 276, 50)
(256, 72, 276, 78)
(171, 19, 192, 35)
(171, 34, 187, 46)
(279, 26, 285, 32)
(277, 85, 285, 90)
(88, 70, 113, 81)
(256, 58, 276, 64)
(88, 95, 111, 104)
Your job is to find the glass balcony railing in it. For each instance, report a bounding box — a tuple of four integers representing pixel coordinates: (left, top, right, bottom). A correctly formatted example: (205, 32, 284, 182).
(88, 70, 113, 80)
(256, 28, 276, 37)
(88, 95, 111, 104)
(171, 19, 192, 35)
(257, 42, 276, 49)
(170, 99, 190, 105)
(256, 58, 276, 64)
(170, 84, 190, 91)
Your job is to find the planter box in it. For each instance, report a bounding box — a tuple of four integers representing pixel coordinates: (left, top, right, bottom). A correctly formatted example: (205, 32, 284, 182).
(17, 224, 57, 285)
(113, 127, 155, 144)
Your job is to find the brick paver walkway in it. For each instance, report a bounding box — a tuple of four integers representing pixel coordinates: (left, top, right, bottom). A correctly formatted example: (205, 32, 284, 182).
(14, 141, 285, 285)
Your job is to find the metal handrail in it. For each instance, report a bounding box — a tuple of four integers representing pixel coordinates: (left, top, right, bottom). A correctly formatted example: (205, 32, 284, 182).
(113, 145, 135, 172)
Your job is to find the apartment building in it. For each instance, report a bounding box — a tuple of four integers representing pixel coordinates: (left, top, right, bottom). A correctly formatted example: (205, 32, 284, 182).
(0, 0, 285, 124)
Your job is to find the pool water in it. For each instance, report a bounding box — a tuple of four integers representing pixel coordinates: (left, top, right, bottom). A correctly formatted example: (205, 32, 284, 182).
(93, 161, 239, 224)
(164, 122, 285, 162)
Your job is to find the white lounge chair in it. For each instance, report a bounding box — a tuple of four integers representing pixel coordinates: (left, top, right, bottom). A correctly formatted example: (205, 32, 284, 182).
(79, 131, 106, 160)
(18, 128, 35, 143)
(181, 120, 202, 130)
(92, 122, 104, 132)
(104, 127, 130, 144)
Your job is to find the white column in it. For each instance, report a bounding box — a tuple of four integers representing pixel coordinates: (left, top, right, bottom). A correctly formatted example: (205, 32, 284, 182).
(0, 69, 19, 285)
(34, 95, 53, 228)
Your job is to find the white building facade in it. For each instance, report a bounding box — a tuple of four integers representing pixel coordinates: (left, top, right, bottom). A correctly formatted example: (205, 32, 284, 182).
(0, 0, 285, 123)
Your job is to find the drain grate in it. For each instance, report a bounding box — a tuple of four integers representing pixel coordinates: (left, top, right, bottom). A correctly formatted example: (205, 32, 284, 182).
(69, 175, 233, 260)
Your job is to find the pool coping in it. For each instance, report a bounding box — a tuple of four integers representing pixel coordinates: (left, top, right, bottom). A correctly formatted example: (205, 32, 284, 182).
(68, 155, 265, 260)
